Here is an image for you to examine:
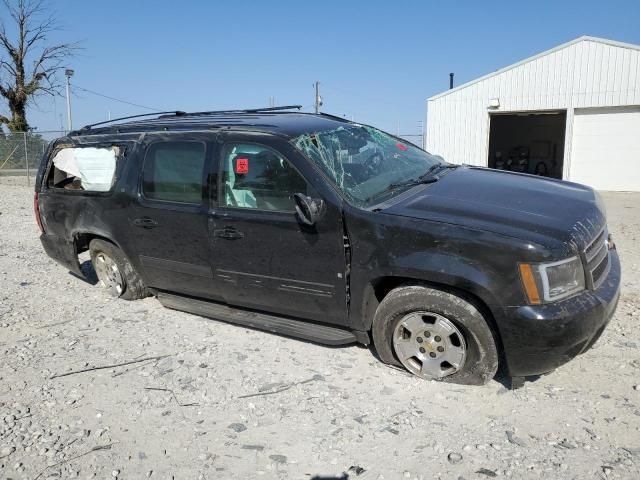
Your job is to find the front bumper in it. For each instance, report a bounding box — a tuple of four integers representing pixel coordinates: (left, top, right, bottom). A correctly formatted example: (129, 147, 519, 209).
(497, 249, 621, 377)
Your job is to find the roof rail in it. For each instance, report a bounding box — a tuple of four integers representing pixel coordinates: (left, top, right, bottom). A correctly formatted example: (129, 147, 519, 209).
(169, 105, 303, 118)
(244, 105, 302, 113)
(317, 112, 352, 123)
(77, 111, 186, 131)
(74, 105, 304, 134)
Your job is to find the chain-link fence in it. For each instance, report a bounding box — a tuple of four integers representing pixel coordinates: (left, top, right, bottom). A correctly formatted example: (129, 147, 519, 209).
(0, 130, 65, 184)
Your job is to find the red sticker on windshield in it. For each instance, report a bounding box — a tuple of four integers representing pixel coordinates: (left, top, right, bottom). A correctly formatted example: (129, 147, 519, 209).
(235, 158, 249, 174)
(396, 142, 408, 151)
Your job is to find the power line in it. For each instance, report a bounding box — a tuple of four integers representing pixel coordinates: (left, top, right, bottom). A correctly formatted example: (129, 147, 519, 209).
(73, 85, 165, 112)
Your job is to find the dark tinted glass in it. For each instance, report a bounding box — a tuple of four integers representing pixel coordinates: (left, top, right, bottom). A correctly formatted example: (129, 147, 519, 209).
(143, 142, 205, 203)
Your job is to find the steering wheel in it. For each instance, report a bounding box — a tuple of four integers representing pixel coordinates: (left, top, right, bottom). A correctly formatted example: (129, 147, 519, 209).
(341, 171, 357, 188)
(363, 151, 384, 172)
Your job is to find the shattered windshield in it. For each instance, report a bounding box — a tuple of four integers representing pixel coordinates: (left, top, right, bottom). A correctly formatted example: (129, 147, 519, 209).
(293, 124, 445, 207)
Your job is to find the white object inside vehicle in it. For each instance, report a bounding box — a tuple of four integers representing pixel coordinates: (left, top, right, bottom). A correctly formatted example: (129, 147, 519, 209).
(224, 148, 257, 208)
(52, 147, 118, 191)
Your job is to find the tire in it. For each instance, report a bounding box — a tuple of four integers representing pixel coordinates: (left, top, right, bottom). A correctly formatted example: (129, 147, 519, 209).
(89, 239, 148, 301)
(372, 285, 498, 385)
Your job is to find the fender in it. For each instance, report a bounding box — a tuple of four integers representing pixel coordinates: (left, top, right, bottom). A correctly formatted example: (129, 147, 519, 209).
(343, 206, 543, 333)
(349, 251, 507, 332)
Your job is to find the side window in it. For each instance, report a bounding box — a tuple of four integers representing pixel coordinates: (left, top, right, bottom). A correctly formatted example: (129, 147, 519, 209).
(143, 141, 206, 204)
(221, 143, 307, 211)
(47, 146, 121, 192)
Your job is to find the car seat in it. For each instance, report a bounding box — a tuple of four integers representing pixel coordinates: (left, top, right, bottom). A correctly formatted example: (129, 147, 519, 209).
(225, 153, 257, 208)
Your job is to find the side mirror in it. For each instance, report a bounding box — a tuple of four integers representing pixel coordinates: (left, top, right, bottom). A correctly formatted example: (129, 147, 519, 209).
(293, 193, 325, 226)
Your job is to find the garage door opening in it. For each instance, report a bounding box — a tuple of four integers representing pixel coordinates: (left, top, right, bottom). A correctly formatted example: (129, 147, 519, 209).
(488, 111, 566, 179)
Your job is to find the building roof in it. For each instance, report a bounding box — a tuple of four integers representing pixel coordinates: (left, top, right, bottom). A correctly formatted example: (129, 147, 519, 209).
(428, 36, 640, 101)
(71, 110, 351, 138)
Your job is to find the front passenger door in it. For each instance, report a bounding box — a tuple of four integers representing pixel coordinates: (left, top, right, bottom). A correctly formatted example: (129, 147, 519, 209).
(209, 135, 348, 325)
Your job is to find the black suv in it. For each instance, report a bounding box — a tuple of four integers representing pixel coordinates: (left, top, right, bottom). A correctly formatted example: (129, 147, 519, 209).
(34, 107, 621, 385)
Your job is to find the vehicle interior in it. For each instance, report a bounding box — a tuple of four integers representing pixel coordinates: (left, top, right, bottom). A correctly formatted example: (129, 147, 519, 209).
(46, 145, 120, 191)
(222, 144, 306, 211)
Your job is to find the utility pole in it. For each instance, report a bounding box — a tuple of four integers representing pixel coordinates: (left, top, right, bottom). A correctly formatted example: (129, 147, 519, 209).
(314, 81, 322, 114)
(23, 131, 29, 186)
(65, 69, 74, 132)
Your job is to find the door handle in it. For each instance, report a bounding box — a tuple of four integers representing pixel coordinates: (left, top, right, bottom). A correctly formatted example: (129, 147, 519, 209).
(132, 217, 159, 229)
(209, 210, 230, 219)
(214, 227, 244, 240)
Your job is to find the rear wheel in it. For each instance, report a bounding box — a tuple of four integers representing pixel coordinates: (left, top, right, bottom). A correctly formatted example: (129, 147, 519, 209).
(89, 239, 148, 300)
(372, 285, 498, 385)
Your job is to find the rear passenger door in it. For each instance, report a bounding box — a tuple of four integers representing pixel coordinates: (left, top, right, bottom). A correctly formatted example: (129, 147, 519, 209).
(209, 133, 348, 325)
(130, 133, 219, 300)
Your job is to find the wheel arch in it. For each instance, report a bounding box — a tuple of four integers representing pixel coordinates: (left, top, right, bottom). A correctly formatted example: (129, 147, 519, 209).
(74, 231, 122, 254)
(81, 232, 149, 300)
(74, 232, 140, 285)
(361, 275, 505, 360)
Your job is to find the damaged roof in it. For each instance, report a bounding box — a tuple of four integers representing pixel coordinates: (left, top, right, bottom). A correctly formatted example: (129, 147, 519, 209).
(70, 110, 351, 138)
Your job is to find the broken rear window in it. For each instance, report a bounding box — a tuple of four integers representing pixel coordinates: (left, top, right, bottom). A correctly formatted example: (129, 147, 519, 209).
(48, 146, 120, 192)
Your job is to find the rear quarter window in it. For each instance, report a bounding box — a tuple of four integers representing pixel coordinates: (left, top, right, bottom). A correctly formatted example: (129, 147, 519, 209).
(47, 145, 121, 192)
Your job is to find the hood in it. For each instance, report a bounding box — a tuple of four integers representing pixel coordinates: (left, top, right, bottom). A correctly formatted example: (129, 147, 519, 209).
(382, 167, 605, 252)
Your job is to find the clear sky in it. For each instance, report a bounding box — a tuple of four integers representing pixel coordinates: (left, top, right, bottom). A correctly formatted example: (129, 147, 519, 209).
(16, 0, 640, 136)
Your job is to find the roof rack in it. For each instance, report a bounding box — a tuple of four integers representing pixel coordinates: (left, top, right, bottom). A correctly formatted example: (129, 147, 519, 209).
(317, 112, 352, 123)
(77, 111, 186, 131)
(162, 105, 303, 118)
(243, 105, 302, 113)
(75, 105, 303, 133)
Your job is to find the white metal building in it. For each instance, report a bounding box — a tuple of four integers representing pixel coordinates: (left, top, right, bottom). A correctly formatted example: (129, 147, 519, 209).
(425, 36, 640, 191)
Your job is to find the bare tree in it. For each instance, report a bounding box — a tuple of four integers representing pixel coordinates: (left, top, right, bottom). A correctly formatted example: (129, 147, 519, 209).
(0, 0, 77, 132)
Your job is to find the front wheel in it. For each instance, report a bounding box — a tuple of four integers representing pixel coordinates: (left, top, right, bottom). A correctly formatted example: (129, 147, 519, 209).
(372, 285, 499, 385)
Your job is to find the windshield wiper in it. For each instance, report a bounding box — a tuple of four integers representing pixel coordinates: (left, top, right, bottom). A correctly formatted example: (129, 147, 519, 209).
(364, 164, 459, 204)
(388, 176, 439, 190)
(378, 164, 457, 194)
(364, 176, 438, 204)
(386, 164, 458, 191)
(418, 163, 459, 181)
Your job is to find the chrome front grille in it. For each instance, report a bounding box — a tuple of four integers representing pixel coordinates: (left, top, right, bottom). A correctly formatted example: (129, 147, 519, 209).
(583, 227, 610, 289)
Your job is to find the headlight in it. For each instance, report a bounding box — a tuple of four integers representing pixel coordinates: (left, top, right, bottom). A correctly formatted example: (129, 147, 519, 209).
(518, 256, 585, 304)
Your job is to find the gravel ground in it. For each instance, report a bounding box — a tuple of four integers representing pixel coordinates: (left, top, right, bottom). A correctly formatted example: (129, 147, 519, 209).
(1, 176, 639, 480)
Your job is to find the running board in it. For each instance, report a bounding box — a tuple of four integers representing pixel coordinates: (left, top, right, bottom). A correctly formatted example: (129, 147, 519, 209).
(157, 292, 358, 346)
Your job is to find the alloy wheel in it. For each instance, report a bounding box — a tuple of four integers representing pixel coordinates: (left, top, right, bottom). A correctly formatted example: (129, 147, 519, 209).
(94, 252, 125, 297)
(392, 311, 467, 379)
